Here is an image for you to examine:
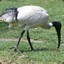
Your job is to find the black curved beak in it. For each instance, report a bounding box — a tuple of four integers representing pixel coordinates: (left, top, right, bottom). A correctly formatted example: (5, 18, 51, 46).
(52, 21, 62, 48)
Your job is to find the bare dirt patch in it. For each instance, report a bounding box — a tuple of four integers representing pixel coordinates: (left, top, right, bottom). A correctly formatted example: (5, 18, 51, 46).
(0, 58, 17, 64)
(0, 58, 8, 64)
(0, 38, 43, 43)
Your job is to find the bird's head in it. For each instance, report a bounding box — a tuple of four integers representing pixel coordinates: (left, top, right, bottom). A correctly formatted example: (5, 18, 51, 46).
(52, 21, 62, 48)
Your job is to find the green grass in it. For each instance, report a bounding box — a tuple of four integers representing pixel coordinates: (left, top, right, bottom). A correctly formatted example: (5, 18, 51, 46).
(0, 0, 64, 64)
(0, 41, 64, 64)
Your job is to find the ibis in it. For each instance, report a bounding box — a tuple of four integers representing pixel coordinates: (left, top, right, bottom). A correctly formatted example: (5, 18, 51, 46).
(0, 5, 62, 51)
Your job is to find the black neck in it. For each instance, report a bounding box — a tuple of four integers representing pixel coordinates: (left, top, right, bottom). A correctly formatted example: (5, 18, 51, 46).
(52, 21, 62, 48)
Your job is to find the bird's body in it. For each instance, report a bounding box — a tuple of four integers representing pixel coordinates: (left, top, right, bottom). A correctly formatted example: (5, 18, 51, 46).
(0, 5, 61, 51)
(17, 6, 49, 30)
(0, 6, 50, 29)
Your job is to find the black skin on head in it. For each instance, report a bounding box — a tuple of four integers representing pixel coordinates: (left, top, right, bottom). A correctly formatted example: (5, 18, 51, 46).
(52, 21, 62, 48)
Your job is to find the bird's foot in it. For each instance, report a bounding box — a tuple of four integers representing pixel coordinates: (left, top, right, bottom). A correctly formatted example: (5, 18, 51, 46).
(31, 47, 35, 51)
(9, 46, 20, 52)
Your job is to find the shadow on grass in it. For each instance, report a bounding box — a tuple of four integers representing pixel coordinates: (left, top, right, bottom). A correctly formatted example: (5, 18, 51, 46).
(19, 47, 59, 53)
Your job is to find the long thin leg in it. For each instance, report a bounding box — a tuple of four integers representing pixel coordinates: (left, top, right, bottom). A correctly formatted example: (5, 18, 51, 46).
(16, 30, 25, 49)
(10, 30, 25, 51)
(27, 30, 34, 50)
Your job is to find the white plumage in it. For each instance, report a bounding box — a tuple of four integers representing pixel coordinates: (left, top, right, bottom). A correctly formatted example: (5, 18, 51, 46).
(0, 6, 51, 29)
(17, 6, 50, 30)
(0, 5, 61, 51)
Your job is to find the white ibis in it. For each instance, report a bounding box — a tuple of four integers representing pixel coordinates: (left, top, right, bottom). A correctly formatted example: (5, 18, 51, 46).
(0, 5, 62, 51)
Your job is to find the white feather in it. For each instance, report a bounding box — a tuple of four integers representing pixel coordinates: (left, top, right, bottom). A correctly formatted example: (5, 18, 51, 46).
(17, 5, 50, 31)
(1, 5, 53, 30)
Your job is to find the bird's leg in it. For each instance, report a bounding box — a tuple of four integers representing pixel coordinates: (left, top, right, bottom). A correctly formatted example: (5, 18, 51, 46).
(10, 30, 25, 51)
(27, 30, 34, 50)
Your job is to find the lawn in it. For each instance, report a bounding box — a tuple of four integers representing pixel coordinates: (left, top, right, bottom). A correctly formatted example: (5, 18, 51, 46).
(0, 0, 64, 64)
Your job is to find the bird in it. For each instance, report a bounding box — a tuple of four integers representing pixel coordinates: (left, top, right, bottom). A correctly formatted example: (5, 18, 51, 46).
(0, 5, 62, 51)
